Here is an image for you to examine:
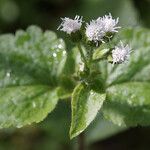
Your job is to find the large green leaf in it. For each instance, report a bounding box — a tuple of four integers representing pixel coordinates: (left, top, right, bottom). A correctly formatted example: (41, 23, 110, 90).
(0, 25, 67, 86)
(70, 84, 106, 139)
(102, 28, 150, 126)
(103, 82, 150, 126)
(69, 28, 150, 139)
(106, 28, 150, 86)
(0, 86, 58, 128)
(0, 25, 68, 128)
(86, 113, 126, 144)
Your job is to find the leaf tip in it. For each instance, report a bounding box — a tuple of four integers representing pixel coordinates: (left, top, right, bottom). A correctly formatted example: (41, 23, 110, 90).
(69, 131, 80, 140)
(69, 127, 85, 140)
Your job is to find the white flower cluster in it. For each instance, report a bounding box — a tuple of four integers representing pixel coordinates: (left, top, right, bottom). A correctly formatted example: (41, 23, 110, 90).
(58, 13, 120, 41)
(97, 13, 120, 33)
(58, 14, 130, 64)
(57, 15, 83, 34)
(112, 41, 131, 64)
(85, 20, 105, 46)
(86, 13, 120, 44)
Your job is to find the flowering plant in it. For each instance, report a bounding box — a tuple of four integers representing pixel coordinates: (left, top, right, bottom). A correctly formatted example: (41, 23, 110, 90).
(0, 13, 150, 146)
(58, 14, 132, 138)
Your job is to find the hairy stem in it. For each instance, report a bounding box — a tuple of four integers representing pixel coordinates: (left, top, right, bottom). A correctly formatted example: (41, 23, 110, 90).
(77, 43, 88, 69)
(78, 132, 85, 150)
(87, 47, 93, 69)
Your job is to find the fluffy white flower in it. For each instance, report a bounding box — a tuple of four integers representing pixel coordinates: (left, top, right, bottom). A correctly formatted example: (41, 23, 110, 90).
(57, 15, 82, 34)
(112, 41, 131, 64)
(85, 20, 105, 45)
(97, 13, 120, 33)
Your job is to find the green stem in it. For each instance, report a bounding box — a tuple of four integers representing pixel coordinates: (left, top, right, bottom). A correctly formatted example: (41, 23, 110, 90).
(78, 132, 85, 150)
(77, 43, 88, 69)
(87, 47, 93, 69)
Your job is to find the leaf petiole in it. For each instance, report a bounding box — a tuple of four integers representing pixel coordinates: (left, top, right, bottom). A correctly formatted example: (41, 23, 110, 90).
(77, 43, 88, 69)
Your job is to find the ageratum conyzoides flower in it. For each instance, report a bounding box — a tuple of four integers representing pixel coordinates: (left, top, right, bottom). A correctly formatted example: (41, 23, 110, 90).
(85, 20, 105, 45)
(112, 41, 131, 64)
(57, 15, 83, 34)
(97, 13, 121, 33)
(85, 13, 120, 46)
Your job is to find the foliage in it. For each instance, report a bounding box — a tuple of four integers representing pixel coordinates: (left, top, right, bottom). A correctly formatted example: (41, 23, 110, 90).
(0, 25, 71, 128)
(0, 25, 150, 141)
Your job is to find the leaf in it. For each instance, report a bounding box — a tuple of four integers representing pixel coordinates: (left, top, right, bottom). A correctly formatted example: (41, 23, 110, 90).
(0, 25, 68, 128)
(69, 28, 150, 138)
(102, 28, 150, 127)
(0, 86, 58, 128)
(106, 28, 150, 86)
(93, 48, 109, 61)
(0, 26, 67, 86)
(86, 114, 126, 144)
(103, 82, 150, 126)
(70, 84, 106, 139)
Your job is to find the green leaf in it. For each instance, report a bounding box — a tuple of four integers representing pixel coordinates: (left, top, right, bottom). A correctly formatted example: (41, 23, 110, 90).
(93, 48, 110, 61)
(101, 28, 150, 127)
(106, 28, 150, 86)
(86, 114, 126, 144)
(70, 84, 106, 139)
(103, 82, 150, 126)
(0, 25, 68, 128)
(0, 85, 58, 128)
(0, 25, 67, 86)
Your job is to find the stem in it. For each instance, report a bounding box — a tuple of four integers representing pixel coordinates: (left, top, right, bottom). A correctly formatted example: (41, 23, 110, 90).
(78, 132, 85, 150)
(87, 47, 93, 69)
(77, 43, 88, 69)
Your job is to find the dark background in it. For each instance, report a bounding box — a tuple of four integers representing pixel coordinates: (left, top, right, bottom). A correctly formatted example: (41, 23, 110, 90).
(0, 0, 150, 150)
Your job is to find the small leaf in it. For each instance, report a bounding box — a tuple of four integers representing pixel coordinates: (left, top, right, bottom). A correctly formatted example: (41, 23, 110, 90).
(93, 48, 110, 61)
(103, 82, 150, 126)
(70, 84, 106, 139)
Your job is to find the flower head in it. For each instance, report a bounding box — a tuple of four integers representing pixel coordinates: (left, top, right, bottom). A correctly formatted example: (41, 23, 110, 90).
(85, 20, 105, 45)
(97, 13, 120, 33)
(57, 15, 82, 34)
(112, 41, 131, 64)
